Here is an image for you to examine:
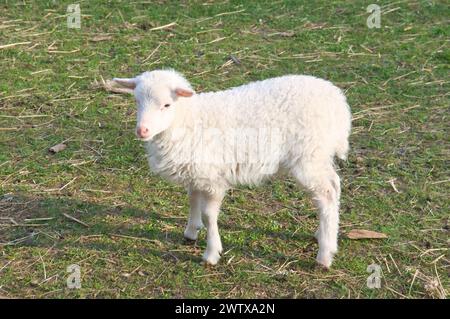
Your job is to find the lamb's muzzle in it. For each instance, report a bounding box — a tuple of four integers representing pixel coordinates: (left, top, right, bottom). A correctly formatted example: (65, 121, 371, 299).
(136, 126, 150, 139)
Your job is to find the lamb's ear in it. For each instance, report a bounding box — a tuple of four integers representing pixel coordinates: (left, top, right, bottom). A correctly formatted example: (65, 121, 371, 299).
(112, 77, 137, 91)
(175, 88, 194, 97)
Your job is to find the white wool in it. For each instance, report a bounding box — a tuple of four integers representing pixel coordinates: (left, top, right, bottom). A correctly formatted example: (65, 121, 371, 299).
(113, 69, 351, 268)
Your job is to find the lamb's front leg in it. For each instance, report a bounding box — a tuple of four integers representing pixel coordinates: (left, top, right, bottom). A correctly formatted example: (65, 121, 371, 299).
(201, 191, 225, 265)
(184, 188, 203, 241)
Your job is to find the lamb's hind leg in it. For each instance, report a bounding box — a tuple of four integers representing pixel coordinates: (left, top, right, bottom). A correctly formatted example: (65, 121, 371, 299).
(291, 165, 340, 268)
(201, 191, 225, 265)
(184, 187, 204, 241)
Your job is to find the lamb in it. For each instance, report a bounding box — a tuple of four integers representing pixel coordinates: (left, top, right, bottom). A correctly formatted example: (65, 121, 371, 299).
(112, 69, 351, 268)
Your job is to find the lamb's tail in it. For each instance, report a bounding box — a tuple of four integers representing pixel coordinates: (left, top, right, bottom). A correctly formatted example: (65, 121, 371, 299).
(335, 100, 351, 161)
(335, 139, 349, 161)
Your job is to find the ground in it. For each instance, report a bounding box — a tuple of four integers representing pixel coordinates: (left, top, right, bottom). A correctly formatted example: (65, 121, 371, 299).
(0, 0, 448, 298)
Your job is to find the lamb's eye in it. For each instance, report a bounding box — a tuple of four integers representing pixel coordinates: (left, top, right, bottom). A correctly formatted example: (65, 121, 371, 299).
(164, 104, 171, 108)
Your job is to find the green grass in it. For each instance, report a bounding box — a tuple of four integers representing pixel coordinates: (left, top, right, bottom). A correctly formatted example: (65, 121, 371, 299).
(0, 0, 448, 298)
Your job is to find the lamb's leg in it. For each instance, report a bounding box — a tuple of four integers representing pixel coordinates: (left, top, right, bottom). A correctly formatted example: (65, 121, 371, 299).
(314, 179, 340, 268)
(184, 188, 204, 241)
(291, 165, 340, 268)
(314, 173, 340, 244)
(201, 191, 225, 265)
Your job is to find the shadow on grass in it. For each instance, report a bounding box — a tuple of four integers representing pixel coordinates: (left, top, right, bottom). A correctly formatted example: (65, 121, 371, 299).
(0, 193, 199, 262)
(1, 192, 318, 267)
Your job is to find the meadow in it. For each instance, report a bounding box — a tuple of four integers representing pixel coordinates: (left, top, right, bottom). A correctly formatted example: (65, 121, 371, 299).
(0, 0, 448, 298)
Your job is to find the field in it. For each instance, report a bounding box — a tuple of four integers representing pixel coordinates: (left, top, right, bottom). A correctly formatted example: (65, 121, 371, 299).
(0, 0, 448, 298)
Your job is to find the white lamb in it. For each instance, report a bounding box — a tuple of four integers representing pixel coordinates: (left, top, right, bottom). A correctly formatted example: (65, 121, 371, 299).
(112, 69, 351, 268)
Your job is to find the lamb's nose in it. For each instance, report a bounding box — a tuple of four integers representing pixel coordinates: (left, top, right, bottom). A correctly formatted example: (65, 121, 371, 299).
(136, 126, 150, 139)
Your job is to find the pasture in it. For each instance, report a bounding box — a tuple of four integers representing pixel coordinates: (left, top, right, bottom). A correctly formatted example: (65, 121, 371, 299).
(0, 0, 448, 298)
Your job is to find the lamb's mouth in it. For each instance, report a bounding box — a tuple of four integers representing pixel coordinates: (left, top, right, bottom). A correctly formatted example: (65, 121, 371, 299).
(136, 136, 153, 142)
(138, 131, 165, 142)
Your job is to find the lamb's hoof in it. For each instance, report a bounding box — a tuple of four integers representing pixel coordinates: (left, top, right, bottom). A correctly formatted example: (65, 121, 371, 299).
(183, 234, 198, 243)
(183, 229, 199, 242)
(316, 252, 333, 269)
(202, 251, 222, 266)
(314, 230, 319, 242)
(183, 237, 197, 245)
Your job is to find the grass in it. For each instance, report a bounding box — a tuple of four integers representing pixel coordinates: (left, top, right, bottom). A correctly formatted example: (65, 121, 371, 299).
(0, 0, 448, 299)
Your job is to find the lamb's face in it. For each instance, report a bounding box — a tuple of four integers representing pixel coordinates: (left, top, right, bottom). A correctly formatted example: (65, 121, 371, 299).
(112, 71, 194, 141)
(134, 82, 178, 141)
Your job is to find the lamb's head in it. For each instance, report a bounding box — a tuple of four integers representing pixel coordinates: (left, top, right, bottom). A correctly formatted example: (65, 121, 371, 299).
(112, 69, 194, 141)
